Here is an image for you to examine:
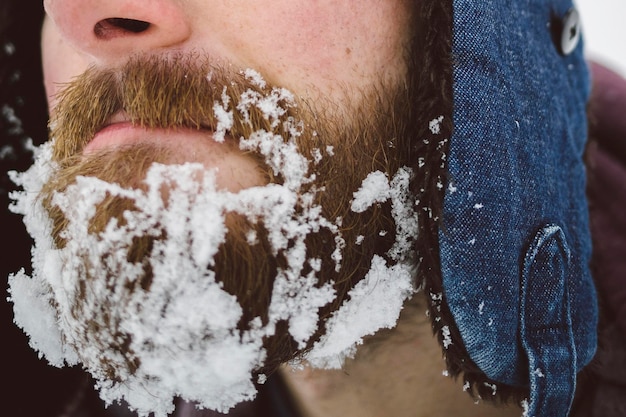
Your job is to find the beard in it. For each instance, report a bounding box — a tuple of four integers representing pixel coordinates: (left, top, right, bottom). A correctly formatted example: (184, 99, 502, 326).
(9, 54, 436, 415)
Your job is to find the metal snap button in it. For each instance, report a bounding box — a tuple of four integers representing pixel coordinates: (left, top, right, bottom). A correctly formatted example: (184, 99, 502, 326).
(560, 8, 581, 55)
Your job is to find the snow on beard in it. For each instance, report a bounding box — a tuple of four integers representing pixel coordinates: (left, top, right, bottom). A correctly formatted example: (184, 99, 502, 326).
(8, 56, 419, 416)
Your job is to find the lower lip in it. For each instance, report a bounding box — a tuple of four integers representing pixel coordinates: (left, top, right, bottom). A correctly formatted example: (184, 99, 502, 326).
(85, 123, 220, 154)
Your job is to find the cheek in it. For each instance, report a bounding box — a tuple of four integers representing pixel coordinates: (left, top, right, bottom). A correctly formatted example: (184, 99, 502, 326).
(224, 4, 409, 103)
(41, 16, 90, 110)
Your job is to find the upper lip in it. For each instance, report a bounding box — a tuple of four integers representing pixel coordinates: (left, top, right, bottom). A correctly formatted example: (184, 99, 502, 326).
(99, 111, 133, 131)
(85, 110, 147, 153)
(96, 111, 213, 134)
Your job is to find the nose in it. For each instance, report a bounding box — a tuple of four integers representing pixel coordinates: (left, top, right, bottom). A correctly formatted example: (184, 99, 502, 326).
(43, 0, 192, 63)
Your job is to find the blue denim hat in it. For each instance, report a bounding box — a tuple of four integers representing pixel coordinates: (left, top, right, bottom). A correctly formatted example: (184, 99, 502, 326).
(440, 0, 598, 415)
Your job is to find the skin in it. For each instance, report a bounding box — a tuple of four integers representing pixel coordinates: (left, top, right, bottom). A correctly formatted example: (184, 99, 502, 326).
(42, 0, 412, 110)
(281, 293, 523, 417)
(40, 1, 522, 416)
(41, 0, 412, 192)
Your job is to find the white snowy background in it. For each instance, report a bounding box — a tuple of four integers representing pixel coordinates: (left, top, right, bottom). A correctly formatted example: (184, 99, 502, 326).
(577, 0, 626, 77)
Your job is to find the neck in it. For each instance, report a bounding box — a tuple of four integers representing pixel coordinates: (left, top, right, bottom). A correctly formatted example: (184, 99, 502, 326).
(279, 292, 522, 417)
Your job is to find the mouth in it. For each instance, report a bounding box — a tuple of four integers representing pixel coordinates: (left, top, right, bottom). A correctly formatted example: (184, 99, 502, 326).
(85, 111, 219, 155)
(81, 110, 267, 192)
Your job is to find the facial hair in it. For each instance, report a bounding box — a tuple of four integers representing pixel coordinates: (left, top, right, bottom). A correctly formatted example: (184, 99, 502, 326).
(11, 54, 430, 414)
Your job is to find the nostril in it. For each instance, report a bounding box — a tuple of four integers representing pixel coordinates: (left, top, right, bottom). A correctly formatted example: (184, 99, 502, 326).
(107, 18, 151, 33)
(94, 18, 151, 39)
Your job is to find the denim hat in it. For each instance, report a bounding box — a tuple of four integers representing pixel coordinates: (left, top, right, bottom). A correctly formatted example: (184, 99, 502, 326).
(439, 0, 598, 415)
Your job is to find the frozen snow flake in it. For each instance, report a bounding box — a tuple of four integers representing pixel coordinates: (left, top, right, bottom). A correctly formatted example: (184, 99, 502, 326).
(478, 301, 485, 315)
(236, 89, 257, 125)
(96, 328, 265, 417)
(351, 167, 418, 260)
(429, 115, 444, 135)
(236, 76, 295, 131)
(283, 115, 304, 140)
(52, 176, 119, 242)
(463, 381, 471, 392)
(235, 87, 294, 132)
(8, 269, 77, 368)
(533, 368, 545, 378)
(331, 235, 346, 272)
(386, 167, 418, 262)
(239, 130, 310, 190)
(246, 229, 258, 245)
(4, 41, 16, 55)
(305, 256, 415, 369)
(227, 184, 341, 272)
(8, 151, 275, 417)
(473, 203, 484, 209)
(440, 324, 452, 345)
(242, 68, 267, 89)
(430, 292, 443, 302)
(8, 70, 20, 83)
(2, 104, 24, 135)
(351, 171, 391, 213)
(257, 90, 291, 128)
(310, 148, 323, 164)
(308, 258, 322, 272)
(484, 382, 497, 396)
(212, 87, 234, 142)
(1, 144, 15, 159)
(268, 269, 336, 349)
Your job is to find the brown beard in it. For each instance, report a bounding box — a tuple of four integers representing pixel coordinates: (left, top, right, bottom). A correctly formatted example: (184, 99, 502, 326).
(39, 54, 423, 382)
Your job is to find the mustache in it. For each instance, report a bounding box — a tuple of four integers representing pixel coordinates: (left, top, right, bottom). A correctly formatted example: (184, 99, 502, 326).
(49, 55, 300, 162)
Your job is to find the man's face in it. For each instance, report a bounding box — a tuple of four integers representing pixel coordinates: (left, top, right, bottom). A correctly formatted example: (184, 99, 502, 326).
(14, 1, 425, 415)
(42, 0, 413, 115)
(40, 0, 414, 203)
